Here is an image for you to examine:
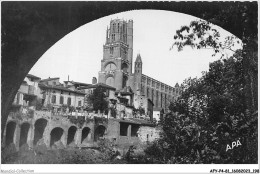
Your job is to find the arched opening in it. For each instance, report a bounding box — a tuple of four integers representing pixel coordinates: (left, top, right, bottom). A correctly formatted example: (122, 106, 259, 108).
(5, 121, 16, 146)
(50, 127, 64, 147)
(19, 122, 30, 147)
(105, 62, 117, 71)
(106, 76, 114, 87)
(33, 118, 48, 145)
(67, 126, 77, 145)
(81, 127, 91, 144)
(122, 75, 128, 88)
(94, 125, 106, 142)
(122, 63, 128, 73)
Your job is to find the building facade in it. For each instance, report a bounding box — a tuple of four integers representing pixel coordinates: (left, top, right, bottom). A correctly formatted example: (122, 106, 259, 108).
(98, 19, 181, 112)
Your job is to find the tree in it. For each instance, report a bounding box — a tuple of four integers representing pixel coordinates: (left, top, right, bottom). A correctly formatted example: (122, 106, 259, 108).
(169, 5, 258, 164)
(143, 53, 257, 164)
(171, 6, 257, 114)
(87, 87, 108, 113)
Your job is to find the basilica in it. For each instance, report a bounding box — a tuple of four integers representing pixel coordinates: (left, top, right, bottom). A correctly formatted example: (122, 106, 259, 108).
(98, 19, 181, 115)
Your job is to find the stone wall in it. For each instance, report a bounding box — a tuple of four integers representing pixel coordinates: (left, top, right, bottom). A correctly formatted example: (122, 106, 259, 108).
(3, 110, 160, 152)
(138, 126, 160, 143)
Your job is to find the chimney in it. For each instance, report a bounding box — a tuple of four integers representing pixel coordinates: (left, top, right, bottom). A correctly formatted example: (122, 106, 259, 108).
(92, 77, 97, 84)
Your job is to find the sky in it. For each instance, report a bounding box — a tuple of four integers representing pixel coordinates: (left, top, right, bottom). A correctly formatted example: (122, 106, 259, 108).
(29, 10, 236, 87)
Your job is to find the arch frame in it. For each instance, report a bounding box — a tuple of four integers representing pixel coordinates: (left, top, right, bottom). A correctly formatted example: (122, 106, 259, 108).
(1, 2, 257, 137)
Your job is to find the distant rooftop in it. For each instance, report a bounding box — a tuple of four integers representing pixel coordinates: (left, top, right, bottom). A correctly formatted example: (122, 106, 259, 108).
(26, 74, 41, 80)
(64, 81, 90, 87)
(78, 83, 116, 90)
(39, 83, 85, 95)
(40, 77, 59, 82)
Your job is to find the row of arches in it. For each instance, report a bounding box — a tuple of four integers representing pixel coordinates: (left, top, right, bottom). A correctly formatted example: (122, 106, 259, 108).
(5, 119, 106, 149)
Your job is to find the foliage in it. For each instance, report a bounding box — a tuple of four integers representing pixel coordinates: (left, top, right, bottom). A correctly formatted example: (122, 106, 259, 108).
(171, 11, 257, 113)
(110, 107, 117, 118)
(133, 106, 146, 116)
(61, 104, 68, 112)
(68, 106, 75, 112)
(69, 116, 85, 128)
(35, 99, 43, 110)
(87, 86, 108, 113)
(27, 109, 34, 118)
(172, 20, 242, 58)
(167, 12, 258, 164)
(144, 54, 257, 164)
(2, 143, 127, 164)
(97, 139, 121, 161)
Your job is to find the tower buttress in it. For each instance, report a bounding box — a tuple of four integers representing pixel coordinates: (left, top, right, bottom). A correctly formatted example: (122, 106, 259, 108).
(127, 20, 133, 74)
(134, 54, 142, 93)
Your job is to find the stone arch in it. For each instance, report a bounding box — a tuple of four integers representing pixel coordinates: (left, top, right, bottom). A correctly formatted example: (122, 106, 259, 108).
(104, 62, 117, 71)
(19, 122, 30, 147)
(67, 126, 77, 145)
(122, 63, 128, 73)
(5, 121, 16, 146)
(2, 2, 256, 138)
(50, 127, 64, 147)
(104, 61, 116, 68)
(94, 125, 106, 142)
(106, 76, 115, 87)
(81, 127, 91, 144)
(34, 118, 48, 145)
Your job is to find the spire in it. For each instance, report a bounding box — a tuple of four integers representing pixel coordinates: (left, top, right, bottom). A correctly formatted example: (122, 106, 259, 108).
(135, 53, 142, 63)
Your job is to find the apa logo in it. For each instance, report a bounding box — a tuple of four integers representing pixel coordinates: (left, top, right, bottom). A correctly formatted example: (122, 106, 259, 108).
(226, 140, 242, 152)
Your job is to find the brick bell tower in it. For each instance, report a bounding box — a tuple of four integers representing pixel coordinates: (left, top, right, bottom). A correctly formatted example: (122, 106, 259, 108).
(98, 19, 133, 91)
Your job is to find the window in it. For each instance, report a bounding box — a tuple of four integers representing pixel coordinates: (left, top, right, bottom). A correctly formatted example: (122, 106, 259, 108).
(110, 47, 114, 54)
(152, 81, 155, 87)
(112, 34, 115, 41)
(117, 23, 120, 32)
(120, 123, 128, 136)
(51, 95, 56, 104)
(60, 96, 64, 104)
(67, 97, 71, 106)
(113, 23, 116, 32)
(78, 101, 81, 106)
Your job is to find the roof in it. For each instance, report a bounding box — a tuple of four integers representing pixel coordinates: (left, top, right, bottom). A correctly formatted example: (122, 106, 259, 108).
(116, 91, 133, 96)
(141, 74, 175, 90)
(21, 80, 28, 85)
(39, 83, 85, 95)
(79, 83, 116, 90)
(135, 53, 142, 63)
(26, 74, 41, 80)
(64, 81, 90, 86)
(40, 77, 60, 82)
